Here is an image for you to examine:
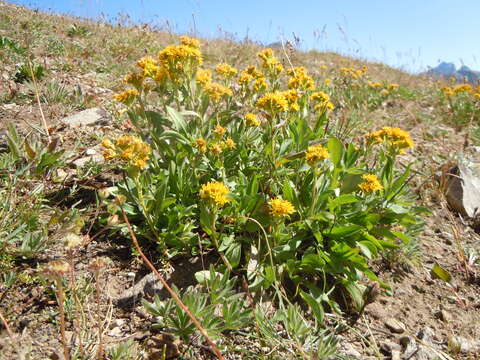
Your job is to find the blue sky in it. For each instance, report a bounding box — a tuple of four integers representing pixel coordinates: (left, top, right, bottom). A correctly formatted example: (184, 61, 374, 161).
(9, 0, 480, 73)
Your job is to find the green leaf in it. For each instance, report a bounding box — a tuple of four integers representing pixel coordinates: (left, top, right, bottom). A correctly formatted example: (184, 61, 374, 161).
(225, 241, 241, 268)
(300, 290, 324, 323)
(328, 225, 362, 239)
(327, 137, 343, 167)
(431, 263, 452, 283)
(199, 204, 213, 236)
(166, 106, 188, 133)
(343, 280, 365, 312)
(329, 194, 359, 209)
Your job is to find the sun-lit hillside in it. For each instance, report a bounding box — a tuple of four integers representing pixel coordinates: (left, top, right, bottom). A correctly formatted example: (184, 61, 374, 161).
(1, 2, 480, 360)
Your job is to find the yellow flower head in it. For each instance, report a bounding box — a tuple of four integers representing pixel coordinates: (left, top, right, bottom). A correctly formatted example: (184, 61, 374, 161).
(368, 81, 382, 89)
(358, 174, 383, 193)
(215, 63, 237, 78)
(114, 89, 139, 105)
(253, 76, 268, 92)
(124, 72, 145, 88)
(364, 127, 414, 150)
(453, 83, 473, 94)
(281, 89, 300, 111)
(269, 198, 295, 217)
(180, 35, 202, 48)
(305, 144, 330, 165)
(257, 48, 283, 77)
(287, 67, 315, 91)
(388, 83, 399, 90)
(339, 67, 365, 80)
(237, 66, 263, 86)
(214, 124, 226, 137)
(137, 56, 160, 77)
(324, 78, 332, 86)
(158, 44, 203, 67)
(199, 181, 230, 206)
(203, 82, 232, 103)
(195, 138, 207, 153)
(245, 113, 261, 127)
(210, 143, 223, 154)
(256, 91, 289, 114)
(310, 91, 334, 112)
(196, 68, 212, 86)
(222, 137, 236, 150)
(102, 135, 151, 169)
(380, 89, 390, 96)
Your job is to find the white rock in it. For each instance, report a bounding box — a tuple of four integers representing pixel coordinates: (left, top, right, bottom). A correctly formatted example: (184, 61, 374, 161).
(444, 164, 480, 218)
(384, 318, 406, 334)
(62, 107, 110, 127)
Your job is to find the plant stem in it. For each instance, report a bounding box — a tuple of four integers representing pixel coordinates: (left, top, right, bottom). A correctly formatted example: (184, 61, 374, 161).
(55, 278, 70, 360)
(95, 270, 104, 360)
(120, 207, 225, 360)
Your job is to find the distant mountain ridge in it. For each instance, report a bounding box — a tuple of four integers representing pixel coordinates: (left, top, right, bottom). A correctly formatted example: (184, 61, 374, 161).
(425, 62, 480, 84)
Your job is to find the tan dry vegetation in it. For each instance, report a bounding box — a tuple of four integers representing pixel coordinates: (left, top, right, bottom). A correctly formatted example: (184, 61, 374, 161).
(1, 1, 480, 360)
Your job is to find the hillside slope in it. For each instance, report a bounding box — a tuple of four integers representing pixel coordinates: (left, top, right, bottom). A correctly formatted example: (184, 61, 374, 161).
(1, 2, 480, 360)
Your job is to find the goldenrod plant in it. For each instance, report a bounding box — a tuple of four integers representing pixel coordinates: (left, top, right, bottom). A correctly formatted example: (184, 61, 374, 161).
(102, 37, 423, 322)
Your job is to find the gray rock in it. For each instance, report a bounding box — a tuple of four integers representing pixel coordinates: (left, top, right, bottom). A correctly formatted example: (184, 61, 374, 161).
(400, 336, 417, 359)
(391, 350, 401, 360)
(381, 340, 402, 353)
(449, 335, 480, 354)
(434, 309, 451, 323)
(72, 152, 104, 167)
(341, 343, 362, 359)
(62, 107, 110, 127)
(443, 164, 480, 219)
(385, 318, 406, 334)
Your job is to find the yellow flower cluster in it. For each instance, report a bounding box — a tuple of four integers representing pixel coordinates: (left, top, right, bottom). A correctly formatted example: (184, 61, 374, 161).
(256, 91, 289, 114)
(223, 137, 236, 149)
(237, 66, 264, 87)
(305, 144, 330, 165)
(339, 66, 367, 80)
(180, 35, 202, 48)
(137, 56, 159, 77)
(102, 135, 151, 169)
(257, 48, 283, 77)
(199, 181, 230, 206)
(215, 63, 237, 78)
(364, 127, 414, 150)
(368, 81, 382, 89)
(310, 91, 334, 111)
(441, 83, 474, 97)
(124, 72, 145, 89)
(358, 174, 383, 193)
(196, 68, 212, 86)
(245, 113, 261, 126)
(269, 198, 295, 217)
(214, 124, 226, 137)
(114, 89, 139, 105)
(195, 138, 207, 153)
(253, 77, 268, 92)
(287, 67, 315, 91)
(156, 36, 203, 81)
(158, 40, 203, 65)
(203, 82, 233, 103)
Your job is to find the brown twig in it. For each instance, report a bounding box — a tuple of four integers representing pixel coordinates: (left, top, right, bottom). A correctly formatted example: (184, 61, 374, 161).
(120, 208, 224, 360)
(55, 278, 70, 360)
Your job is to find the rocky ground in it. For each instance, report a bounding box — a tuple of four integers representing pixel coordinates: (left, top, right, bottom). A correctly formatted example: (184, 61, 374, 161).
(1, 2, 480, 359)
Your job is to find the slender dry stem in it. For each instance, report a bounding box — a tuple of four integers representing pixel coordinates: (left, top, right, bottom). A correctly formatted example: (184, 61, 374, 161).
(55, 278, 70, 360)
(120, 207, 224, 360)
